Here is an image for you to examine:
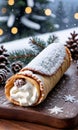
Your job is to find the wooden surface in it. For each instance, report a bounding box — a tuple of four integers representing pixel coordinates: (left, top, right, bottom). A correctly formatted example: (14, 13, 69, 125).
(0, 119, 78, 130)
(0, 119, 55, 130)
(0, 62, 78, 129)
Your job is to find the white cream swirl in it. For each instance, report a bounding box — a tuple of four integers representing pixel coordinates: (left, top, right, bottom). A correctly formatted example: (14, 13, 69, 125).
(10, 81, 39, 106)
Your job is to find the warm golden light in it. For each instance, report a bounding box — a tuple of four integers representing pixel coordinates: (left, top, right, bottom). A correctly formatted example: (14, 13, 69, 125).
(2, 8, 7, 14)
(74, 13, 78, 19)
(8, 0, 15, 6)
(0, 29, 3, 35)
(11, 27, 18, 34)
(44, 9, 52, 16)
(25, 7, 32, 14)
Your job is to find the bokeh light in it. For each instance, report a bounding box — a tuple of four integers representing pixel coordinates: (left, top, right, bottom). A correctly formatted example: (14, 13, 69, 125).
(11, 27, 18, 34)
(44, 9, 52, 16)
(74, 13, 78, 19)
(0, 29, 3, 36)
(1, 8, 7, 14)
(25, 7, 32, 14)
(8, 0, 15, 6)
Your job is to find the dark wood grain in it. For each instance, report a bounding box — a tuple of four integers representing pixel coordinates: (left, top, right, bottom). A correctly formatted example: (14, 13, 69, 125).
(0, 62, 78, 129)
(0, 119, 58, 130)
(0, 119, 78, 130)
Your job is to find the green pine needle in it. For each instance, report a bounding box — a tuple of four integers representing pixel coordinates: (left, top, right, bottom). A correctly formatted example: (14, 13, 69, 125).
(9, 35, 58, 65)
(29, 37, 46, 52)
(9, 49, 36, 65)
(47, 35, 58, 44)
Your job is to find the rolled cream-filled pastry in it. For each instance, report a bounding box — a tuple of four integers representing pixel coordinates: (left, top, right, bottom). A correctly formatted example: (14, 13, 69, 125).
(5, 43, 71, 106)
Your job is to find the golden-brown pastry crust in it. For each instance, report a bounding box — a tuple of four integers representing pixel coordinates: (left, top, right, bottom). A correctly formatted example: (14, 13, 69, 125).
(5, 46, 72, 106)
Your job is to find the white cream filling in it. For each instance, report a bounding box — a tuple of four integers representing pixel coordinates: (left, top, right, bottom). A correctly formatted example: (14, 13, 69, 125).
(10, 81, 39, 106)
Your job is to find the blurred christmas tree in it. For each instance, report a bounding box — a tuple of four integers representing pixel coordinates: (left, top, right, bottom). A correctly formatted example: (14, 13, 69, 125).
(55, 1, 66, 30)
(0, 0, 56, 43)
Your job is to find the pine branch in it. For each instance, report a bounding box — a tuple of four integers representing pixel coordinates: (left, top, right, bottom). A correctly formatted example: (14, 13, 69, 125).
(29, 37, 46, 52)
(9, 34, 58, 66)
(9, 49, 36, 65)
(47, 35, 58, 44)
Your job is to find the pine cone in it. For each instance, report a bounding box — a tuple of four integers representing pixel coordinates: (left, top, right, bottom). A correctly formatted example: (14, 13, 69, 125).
(0, 63, 10, 72)
(66, 31, 78, 61)
(0, 45, 10, 65)
(0, 69, 7, 84)
(11, 61, 23, 74)
(0, 55, 9, 64)
(0, 46, 11, 85)
(0, 64, 10, 85)
(0, 45, 7, 55)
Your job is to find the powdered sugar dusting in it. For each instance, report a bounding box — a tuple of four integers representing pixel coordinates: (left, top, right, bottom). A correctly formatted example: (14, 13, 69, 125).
(24, 43, 66, 76)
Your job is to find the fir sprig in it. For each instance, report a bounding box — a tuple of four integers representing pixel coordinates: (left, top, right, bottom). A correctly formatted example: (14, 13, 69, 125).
(29, 37, 46, 53)
(30, 37, 46, 49)
(9, 35, 58, 65)
(47, 35, 58, 44)
(9, 49, 36, 65)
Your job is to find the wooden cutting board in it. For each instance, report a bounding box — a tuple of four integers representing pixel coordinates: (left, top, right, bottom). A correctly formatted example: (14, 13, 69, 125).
(0, 62, 78, 129)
